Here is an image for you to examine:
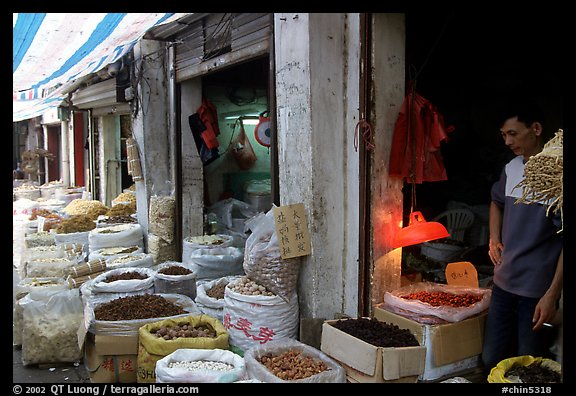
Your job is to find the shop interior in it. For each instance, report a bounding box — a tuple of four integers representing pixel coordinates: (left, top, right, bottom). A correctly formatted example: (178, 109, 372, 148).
(189, 12, 564, 287)
(401, 11, 564, 284)
(199, 56, 273, 213)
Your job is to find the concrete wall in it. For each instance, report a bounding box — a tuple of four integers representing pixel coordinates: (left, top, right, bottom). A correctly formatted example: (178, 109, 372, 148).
(368, 14, 406, 310)
(274, 13, 361, 328)
(131, 39, 172, 236)
(180, 78, 204, 239)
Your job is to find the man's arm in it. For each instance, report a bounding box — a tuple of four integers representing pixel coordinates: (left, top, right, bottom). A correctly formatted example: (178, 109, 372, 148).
(532, 248, 563, 330)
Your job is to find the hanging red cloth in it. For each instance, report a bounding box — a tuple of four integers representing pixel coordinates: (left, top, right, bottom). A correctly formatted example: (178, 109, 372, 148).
(389, 87, 454, 183)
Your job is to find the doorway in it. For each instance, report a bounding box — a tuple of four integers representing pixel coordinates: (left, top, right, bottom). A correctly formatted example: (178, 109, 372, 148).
(401, 11, 564, 283)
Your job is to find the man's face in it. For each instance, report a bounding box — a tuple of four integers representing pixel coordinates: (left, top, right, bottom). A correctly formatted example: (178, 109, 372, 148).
(500, 116, 541, 159)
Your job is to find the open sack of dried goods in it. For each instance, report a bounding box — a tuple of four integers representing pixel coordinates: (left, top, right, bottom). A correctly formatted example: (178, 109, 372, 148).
(88, 245, 144, 261)
(89, 223, 144, 251)
(87, 267, 156, 295)
(154, 261, 197, 299)
(186, 246, 244, 281)
(84, 293, 202, 337)
(195, 276, 242, 322)
(155, 348, 247, 383)
(63, 198, 108, 219)
(182, 234, 235, 264)
(383, 282, 491, 322)
(243, 209, 301, 302)
(222, 276, 299, 352)
(244, 338, 346, 383)
(20, 288, 83, 366)
(106, 252, 154, 269)
(488, 355, 562, 383)
(13, 277, 69, 347)
(138, 314, 230, 383)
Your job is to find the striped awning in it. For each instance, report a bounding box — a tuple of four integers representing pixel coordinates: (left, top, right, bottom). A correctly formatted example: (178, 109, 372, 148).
(13, 13, 190, 122)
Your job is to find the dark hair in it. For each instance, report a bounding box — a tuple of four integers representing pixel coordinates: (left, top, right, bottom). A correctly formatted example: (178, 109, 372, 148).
(498, 98, 546, 129)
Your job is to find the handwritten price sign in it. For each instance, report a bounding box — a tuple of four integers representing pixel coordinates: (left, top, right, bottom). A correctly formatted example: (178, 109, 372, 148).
(273, 203, 311, 259)
(445, 261, 478, 288)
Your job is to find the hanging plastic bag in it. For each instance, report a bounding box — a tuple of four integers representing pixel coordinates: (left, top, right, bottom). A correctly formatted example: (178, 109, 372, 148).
(231, 120, 257, 170)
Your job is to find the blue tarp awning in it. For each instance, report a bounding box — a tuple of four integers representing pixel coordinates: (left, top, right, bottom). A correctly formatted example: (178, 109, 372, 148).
(13, 13, 189, 122)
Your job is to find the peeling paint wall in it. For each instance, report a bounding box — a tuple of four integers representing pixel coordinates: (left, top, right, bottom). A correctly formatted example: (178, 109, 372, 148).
(274, 13, 360, 321)
(131, 39, 172, 236)
(180, 78, 204, 239)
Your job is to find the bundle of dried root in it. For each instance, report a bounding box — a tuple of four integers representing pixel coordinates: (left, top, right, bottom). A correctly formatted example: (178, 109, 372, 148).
(515, 129, 563, 232)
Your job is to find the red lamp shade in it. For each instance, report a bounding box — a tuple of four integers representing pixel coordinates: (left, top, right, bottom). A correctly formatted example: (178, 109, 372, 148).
(393, 211, 450, 248)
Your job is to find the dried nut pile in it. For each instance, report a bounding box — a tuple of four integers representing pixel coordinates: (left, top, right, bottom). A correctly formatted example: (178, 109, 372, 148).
(244, 237, 300, 299)
(94, 294, 186, 321)
(227, 276, 275, 296)
(258, 350, 329, 380)
(104, 271, 148, 283)
(401, 290, 482, 307)
(151, 324, 216, 340)
(167, 360, 234, 372)
(158, 265, 192, 276)
(206, 282, 227, 299)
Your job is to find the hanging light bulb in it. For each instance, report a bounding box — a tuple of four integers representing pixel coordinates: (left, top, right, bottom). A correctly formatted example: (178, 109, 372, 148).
(393, 211, 450, 248)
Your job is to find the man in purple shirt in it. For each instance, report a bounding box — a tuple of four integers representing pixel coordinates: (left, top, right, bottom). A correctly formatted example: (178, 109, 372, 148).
(481, 99, 563, 373)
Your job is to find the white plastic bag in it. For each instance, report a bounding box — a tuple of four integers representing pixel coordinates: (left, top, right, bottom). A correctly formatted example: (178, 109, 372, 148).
(195, 276, 241, 322)
(182, 234, 234, 265)
(20, 289, 83, 365)
(90, 267, 156, 294)
(155, 348, 247, 383)
(154, 261, 197, 299)
(243, 208, 300, 301)
(244, 338, 346, 383)
(89, 223, 144, 251)
(223, 284, 299, 352)
(187, 246, 244, 281)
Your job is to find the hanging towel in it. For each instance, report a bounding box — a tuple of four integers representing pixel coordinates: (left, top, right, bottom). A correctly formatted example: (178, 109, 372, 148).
(389, 90, 454, 183)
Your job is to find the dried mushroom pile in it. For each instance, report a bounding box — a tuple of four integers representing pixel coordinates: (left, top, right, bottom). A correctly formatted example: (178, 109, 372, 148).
(94, 294, 185, 321)
(331, 317, 419, 347)
(258, 350, 329, 380)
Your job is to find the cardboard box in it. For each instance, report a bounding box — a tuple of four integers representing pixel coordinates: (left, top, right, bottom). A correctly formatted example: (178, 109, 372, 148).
(83, 332, 139, 383)
(320, 319, 426, 383)
(373, 306, 487, 381)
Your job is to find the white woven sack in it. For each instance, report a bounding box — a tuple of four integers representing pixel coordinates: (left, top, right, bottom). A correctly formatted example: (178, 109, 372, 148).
(222, 286, 299, 352)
